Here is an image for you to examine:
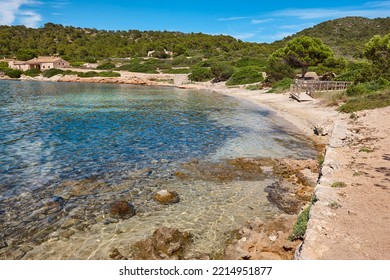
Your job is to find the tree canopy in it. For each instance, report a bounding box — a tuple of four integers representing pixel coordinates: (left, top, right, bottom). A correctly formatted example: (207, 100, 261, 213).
(274, 36, 334, 77)
(364, 33, 390, 80)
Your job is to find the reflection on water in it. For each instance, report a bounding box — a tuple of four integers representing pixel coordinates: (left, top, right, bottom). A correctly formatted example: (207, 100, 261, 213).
(0, 80, 316, 259)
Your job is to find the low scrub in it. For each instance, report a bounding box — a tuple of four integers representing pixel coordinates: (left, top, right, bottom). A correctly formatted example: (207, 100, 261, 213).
(338, 90, 390, 113)
(117, 63, 157, 73)
(189, 67, 212, 82)
(226, 66, 263, 86)
(268, 78, 293, 93)
(5, 69, 23, 78)
(24, 68, 41, 77)
(77, 71, 120, 78)
(96, 62, 116, 70)
(289, 206, 311, 241)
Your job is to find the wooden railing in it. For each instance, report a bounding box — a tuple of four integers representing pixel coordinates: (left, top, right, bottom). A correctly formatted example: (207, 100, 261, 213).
(291, 80, 352, 98)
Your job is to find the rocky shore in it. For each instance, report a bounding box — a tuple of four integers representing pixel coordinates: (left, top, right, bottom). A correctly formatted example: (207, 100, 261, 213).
(2, 71, 388, 260)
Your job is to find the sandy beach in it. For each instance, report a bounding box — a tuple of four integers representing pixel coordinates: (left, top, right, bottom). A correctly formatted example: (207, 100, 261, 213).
(6, 71, 390, 259)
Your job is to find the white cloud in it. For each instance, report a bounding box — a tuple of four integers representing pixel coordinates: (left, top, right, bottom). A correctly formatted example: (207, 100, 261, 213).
(218, 16, 249, 21)
(274, 4, 390, 20)
(251, 18, 273, 24)
(19, 10, 42, 27)
(364, 1, 390, 8)
(50, 1, 70, 9)
(0, 0, 42, 27)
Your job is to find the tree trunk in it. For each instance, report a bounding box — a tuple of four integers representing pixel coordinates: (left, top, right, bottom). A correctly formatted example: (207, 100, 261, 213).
(301, 66, 308, 78)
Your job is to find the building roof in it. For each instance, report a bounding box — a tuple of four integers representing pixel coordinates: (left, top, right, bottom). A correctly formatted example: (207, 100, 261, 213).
(26, 56, 64, 64)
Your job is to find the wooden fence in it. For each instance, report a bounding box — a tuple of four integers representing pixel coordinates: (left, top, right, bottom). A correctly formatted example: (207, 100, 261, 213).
(290, 80, 352, 99)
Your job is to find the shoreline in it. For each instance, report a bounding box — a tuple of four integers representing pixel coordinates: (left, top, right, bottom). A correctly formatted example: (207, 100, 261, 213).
(2, 73, 389, 259)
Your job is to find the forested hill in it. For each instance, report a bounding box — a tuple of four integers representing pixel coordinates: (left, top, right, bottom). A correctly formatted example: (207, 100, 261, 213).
(274, 17, 390, 58)
(1, 17, 389, 62)
(0, 23, 270, 61)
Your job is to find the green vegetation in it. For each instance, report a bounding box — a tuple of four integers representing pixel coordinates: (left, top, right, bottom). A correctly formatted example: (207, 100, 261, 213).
(189, 67, 212, 82)
(24, 68, 41, 77)
(42, 68, 120, 78)
(1, 18, 389, 115)
(4, 69, 23, 78)
(267, 78, 293, 93)
(330, 181, 347, 188)
(96, 62, 116, 70)
(278, 17, 390, 58)
(359, 147, 374, 153)
(363, 33, 390, 80)
(226, 66, 263, 85)
(289, 206, 311, 241)
(0, 61, 9, 70)
(270, 36, 334, 78)
(210, 62, 234, 82)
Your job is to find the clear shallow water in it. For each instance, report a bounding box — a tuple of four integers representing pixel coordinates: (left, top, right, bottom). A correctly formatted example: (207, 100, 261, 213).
(0, 80, 316, 259)
(0, 80, 315, 199)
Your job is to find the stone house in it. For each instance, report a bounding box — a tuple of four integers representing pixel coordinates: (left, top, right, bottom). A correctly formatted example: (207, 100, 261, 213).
(25, 56, 70, 70)
(4, 56, 70, 71)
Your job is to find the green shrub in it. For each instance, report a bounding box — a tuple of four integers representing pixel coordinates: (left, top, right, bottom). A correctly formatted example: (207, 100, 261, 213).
(289, 206, 311, 241)
(117, 62, 157, 73)
(346, 83, 369, 96)
(77, 71, 120, 78)
(43, 68, 66, 78)
(5, 69, 23, 78)
(189, 67, 212, 82)
(24, 68, 41, 77)
(210, 62, 234, 82)
(98, 71, 121, 77)
(338, 91, 390, 113)
(226, 66, 263, 85)
(331, 181, 347, 188)
(0, 61, 9, 71)
(70, 61, 85, 67)
(96, 62, 116, 70)
(234, 57, 266, 68)
(346, 78, 390, 96)
(268, 78, 294, 93)
(163, 68, 191, 74)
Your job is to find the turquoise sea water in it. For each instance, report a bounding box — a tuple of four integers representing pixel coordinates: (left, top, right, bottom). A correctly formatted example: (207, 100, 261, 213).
(0, 80, 316, 258)
(0, 80, 315, 199)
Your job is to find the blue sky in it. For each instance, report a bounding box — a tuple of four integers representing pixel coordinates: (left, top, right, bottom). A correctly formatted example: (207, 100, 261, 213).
(1, 0, 389, 43)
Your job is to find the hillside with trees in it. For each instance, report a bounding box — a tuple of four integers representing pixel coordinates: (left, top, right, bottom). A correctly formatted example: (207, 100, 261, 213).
(275, 17, 390, 58)
(0, 23, 270, 62)
(1, 17, 389, 109)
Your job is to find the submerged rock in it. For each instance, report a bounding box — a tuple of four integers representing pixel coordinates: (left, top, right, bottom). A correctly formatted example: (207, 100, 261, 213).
(109, 200, 136, 219)
(224, 215, 300, 260)
(153, 190, 180, 205)
(131, 227, 192, 260)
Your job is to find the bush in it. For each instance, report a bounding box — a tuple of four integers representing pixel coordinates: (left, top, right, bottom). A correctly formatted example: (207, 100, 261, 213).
(346, 78, 390, 96)
(226, 66, 263, 85)
(96, 62, 116, 70)
(98, 71, 121, 77)
(289, 206, 311, 241)
(70, 61, 85, 67)
(43, 68, 66, 78)
(117, 62, 158, 73)
(268, 78, 294, 93)
(210, 62, 234, 82)
(338, 91, 390, 113)
(24, 68, 41, 77)
(77, 71, 120, 78)
(189, 67, 212, 82)
(0, 61, 9, 71)
(234, 57, 266, 68)
(5, 69, 23, 78)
